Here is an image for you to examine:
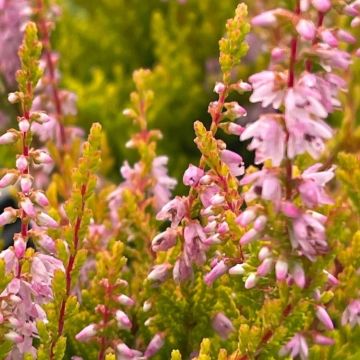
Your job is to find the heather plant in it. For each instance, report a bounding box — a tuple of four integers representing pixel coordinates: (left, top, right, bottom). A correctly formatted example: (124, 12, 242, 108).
(0, 1, 360, 360)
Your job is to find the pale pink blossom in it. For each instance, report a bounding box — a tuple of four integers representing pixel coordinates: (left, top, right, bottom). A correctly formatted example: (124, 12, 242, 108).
(240, 115, 286, 166)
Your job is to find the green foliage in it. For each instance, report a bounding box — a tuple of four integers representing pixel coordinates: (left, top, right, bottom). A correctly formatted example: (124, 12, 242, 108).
(55, 0, 241, 179)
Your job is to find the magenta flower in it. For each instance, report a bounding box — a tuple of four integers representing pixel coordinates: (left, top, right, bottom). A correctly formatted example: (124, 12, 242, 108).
(316, 306, 334, 330)
(240, 115, 286, 166)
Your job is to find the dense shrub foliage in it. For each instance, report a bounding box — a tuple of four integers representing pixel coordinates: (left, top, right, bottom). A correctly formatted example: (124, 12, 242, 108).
(0, 0, 360, 359)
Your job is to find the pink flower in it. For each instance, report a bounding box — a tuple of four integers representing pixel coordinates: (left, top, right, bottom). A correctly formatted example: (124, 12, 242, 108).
(313, 333, 335, 346)
(116, 343, 143, 360)
(220, 149, 244, 177)
(75, 324, 97, 342)
(144, 333, 165, 358)
(183, 164, 204, 187)
(151, 228, 177, 252)
(204, 260, 228, 286)
(279, 333, 308, 359)
(156, 197, 186, 227)
(240, 170, 282, 208)
(341, 299, 360, 327)
(184, 221, 207, 265)
(286, 117, 332, 159)
(298, 163, 335, 207)
(117, 294, 135, 307)
(173, 255, 193, 283)
(257, 258, 273, 277)
(0, 207, 17, 226)
(249, 71, 287, 109)
(245, 273, 258, 289)
(292, 263, 306, 288)
(275, 259, 288, 281)
(296, 19, 316, 41)
(252, 11, 277, 27)
(212, 312, 235, 339)
(290, 211, 328, 260)
(147, 264, 171, 283)
(152, 156, 177, 210)
(312, 0, 331, 12)
(316, 306, 334, 330)
(240, 115, 286, 166)
(0, 172, 18, 188)
(116, 310, 132, 330)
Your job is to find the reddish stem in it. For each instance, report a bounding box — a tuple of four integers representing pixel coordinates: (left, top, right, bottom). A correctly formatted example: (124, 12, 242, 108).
(49, 184, 87, 359)
(36, 0, 66, 146)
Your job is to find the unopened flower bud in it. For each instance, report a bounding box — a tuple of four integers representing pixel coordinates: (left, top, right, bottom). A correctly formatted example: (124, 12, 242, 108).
(14, 238, 26, 259)
(214, 82, 226, 94)
(21, 198, 36, 217)
(296, 19, 316, 41)
(257, 258, 273, 276)
(271, 47, 286, 62)
(75, 324, 97, 342)
(0, 131, 18, 145)
(293, 263, 306, 288)
(33, 151, 53, 165)
(258, 247, 271, 261)
(143, 300, 152, 312)
(313, 333, 335, 346)
(229, 263, 246, 275)
(8, 93, 19, 104)
(212, 313, 235, 340)
(33, 191, 50, 207)
(245, 273, 258, 289)
(275, 259, 288, 281)
(37, 212, 58, 228)
(0, 207, 18, 226)
(254, 215, 267, 231)
(116, 310, 132, 330)
(237, 208, 257, 227)
(228, 123, 244, 136)
(18, 119, 30, 132)
(252, 11, 277, 27)
(144, 333, 165, 358)
(316, 306, 334, 330)
(210, 194, 225, 206)
(16, 155, 28, 172)
(20, 176, 32, 194)
(337, 29, 356, 44)
(0, 173, 18, 188)
(117, 294, 135, 307)
(147, 264, 171, 282)
(240, 228, 259, 245)
(311, 0, 331, 13)
(204, 260, 228, 286)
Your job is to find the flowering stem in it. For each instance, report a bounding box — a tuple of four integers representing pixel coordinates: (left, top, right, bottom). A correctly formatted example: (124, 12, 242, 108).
(285, 0, 301, 199)
(36, 0, 66, 147)
(50, 183, 87, 359)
